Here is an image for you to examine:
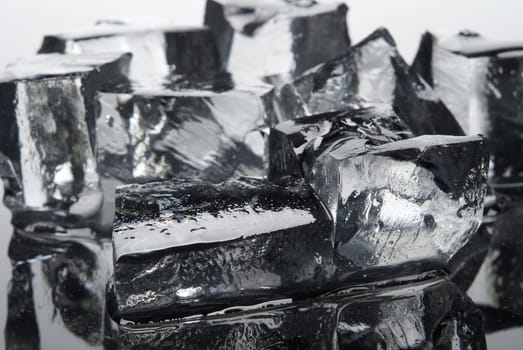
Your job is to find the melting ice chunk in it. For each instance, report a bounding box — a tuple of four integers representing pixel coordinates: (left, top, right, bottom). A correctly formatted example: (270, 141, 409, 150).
(275, 28, 463, 136)
(118, 276, 486, 349)
(110, 176, 334, 321)
(0, 53, 131, 229)
(204, 0, 350, 82)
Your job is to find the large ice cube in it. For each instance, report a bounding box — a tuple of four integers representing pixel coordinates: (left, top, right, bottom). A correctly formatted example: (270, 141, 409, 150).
(270, 112, 489, 274)
(204, 0, 350, 82)
(111, 176, 334, 321)
(0, 53, 130, 229)
(118, 276, 486, 349)
(39, 20, 223, 85)
(275, 28, 463, 136)
(412, 31, 523, 182)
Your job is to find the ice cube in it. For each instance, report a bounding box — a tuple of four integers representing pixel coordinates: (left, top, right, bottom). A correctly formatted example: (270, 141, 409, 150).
(270, 112, 489, 274)
(0, 53, 131, 229)
(412, 31, 523, 181)
(118, 276, 486, 349)
(204, 0, 350, 82)
(111, 176, 333, 321)
(39, 20, 223, 85)
(275, 28, 463, 136)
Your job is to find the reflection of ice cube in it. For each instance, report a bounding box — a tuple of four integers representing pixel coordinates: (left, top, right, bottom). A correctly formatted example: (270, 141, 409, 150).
(469, 202, 523, 324)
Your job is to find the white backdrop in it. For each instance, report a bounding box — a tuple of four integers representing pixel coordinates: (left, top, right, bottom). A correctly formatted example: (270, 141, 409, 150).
(1, 0, 523, 348)
(2, 0, 523, 67)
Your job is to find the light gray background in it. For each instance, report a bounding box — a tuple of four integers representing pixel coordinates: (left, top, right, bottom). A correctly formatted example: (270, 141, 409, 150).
(2, 0, 523, 67)
(1, 0, 523, 348)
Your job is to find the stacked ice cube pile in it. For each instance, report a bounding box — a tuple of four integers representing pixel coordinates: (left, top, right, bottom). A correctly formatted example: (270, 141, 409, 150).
(8, 0, 523, 348)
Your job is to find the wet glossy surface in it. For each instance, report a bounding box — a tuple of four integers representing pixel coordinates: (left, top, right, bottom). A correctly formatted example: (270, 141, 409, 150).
(95, 80, 274, 232)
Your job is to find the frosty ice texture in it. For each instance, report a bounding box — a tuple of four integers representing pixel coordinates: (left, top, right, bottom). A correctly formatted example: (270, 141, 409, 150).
(0, 53, 131, 228)
(204, 0, 350, 82)
(275, 28, 463, 136)
(412, 31, 523, 181)
(111, 177, 333, 321)
(119, 276, 486, 350)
